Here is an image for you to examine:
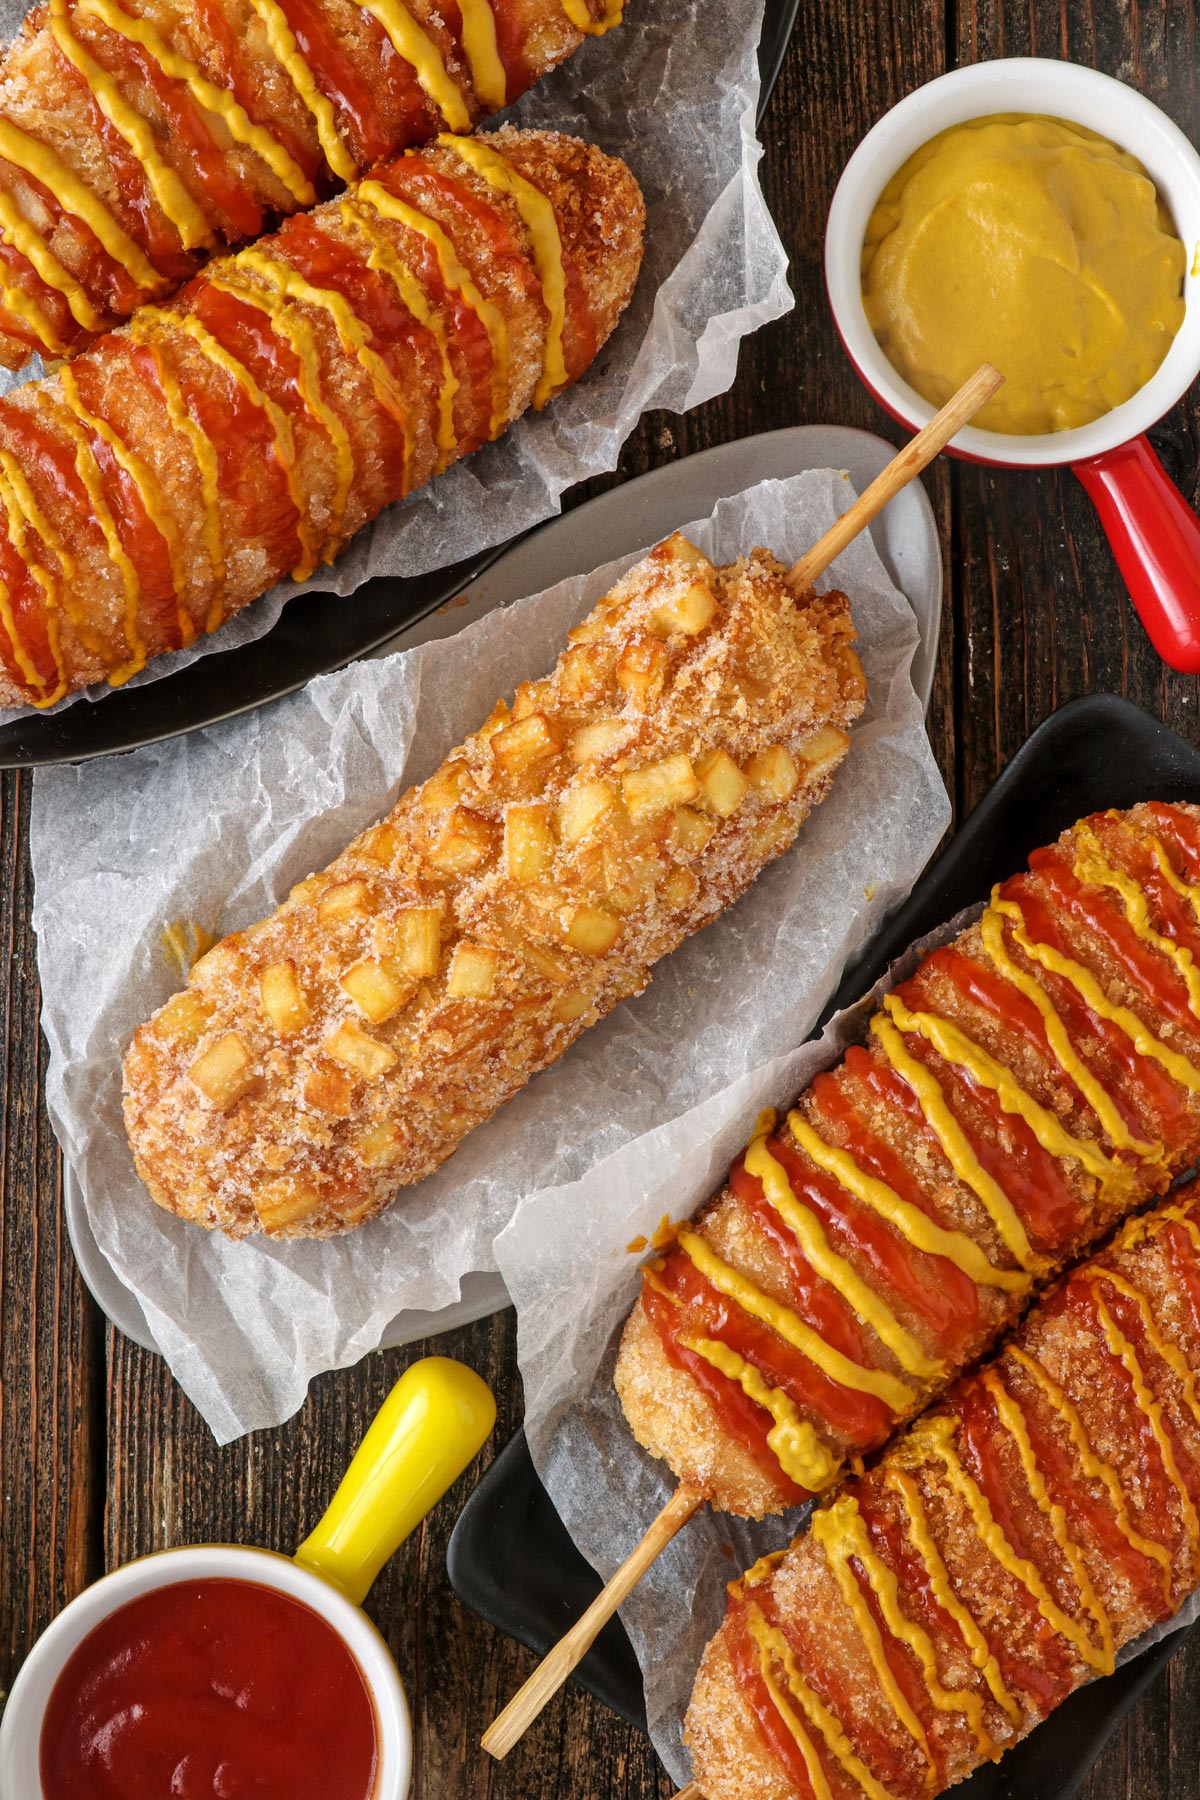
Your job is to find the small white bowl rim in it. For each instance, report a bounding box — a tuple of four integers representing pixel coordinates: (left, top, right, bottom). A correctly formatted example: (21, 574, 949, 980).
(825, 58, 1200, 466)
(0, 1543, 412, 1800)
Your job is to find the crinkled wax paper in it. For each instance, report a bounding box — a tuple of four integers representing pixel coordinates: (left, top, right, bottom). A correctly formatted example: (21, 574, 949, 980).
(30, 469, 949, 1443)
(497, 902, 1199, 1785)
(0, 0, 791, 721)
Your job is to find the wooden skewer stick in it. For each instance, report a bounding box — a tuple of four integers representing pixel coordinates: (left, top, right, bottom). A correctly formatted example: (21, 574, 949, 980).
(481, 1484, 705, 1759)
(674, 1784, 704, 1800)
(482, 367, 1004, 1768)
(786, 362, 1003, 595)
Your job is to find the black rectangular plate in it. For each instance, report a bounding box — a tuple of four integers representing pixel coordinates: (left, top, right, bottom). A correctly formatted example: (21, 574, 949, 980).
(447, 693, 1200, 1798)
(0, 0, 799, 771)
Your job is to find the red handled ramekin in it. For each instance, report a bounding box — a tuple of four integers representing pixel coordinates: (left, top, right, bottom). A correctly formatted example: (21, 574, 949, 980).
(825, 59, 1200, 671)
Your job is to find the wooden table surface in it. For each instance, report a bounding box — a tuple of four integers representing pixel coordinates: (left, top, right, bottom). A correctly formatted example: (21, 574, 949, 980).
(5, 2, 1200, 1796)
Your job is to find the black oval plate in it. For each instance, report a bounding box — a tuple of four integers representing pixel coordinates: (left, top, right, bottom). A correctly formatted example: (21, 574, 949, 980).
(0, 0, 800, 771)
(447, 693, 1200, 1798)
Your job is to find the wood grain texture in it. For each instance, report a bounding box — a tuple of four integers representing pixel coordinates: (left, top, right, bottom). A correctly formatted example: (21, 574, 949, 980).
(3, 0, 1200, 1793)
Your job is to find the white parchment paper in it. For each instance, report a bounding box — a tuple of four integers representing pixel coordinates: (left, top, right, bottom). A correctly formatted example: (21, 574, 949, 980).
(30, 470, 950, 1443)
(497, 904, 1200, 1785)
(0, 0, 791, 720)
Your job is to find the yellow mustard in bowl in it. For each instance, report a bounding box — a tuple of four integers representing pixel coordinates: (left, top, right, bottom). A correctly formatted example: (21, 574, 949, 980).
(861, 113, 1187, 435)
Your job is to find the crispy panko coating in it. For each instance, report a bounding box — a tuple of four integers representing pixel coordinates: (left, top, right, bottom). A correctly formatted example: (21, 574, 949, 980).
(123, 532, 866, 1236)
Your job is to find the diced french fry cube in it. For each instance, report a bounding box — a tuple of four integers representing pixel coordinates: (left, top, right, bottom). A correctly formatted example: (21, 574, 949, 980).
(317, 879, 370, 921)
(390, 906, 442, 977)
(748, 808, 798, 859)
(420, 759, 473, 813)
(746, 744, 800, 801)
(569, 719, 627, 765)
(696, 748, 748, 819)
(616, 634, 667, 705)
(260, 960, 310, 1034)
(190, 1031, 255, 1106)
(491, 712, 562, 778)
(559, 643, 612, 702)
(512, 679, 553, 721)
(362, 822, 402, 865)
(340, 958, 409, 1024)
(355, 1123, 401, 1166)
(288, 875, 321, 907)
(191, 941, 240, 984)
(518, 938, 573, 985)
(663, 866, 699, 910)
(673, 805, 717, 854)
(447, 942, 499, 998)
(476, 698, 511, 741)
(304, 1065, 354, 1114)
(622, 753, 699, 824)
(566, 613, 606, 646)
(565, 904, 621, 956)
(797, 725, 851, 775)
(558, 779, 614, 845)
(325, 1021, 398, 1080)
(255, 1178, 322, 1233)
(649, 580, 717, 638)
(553, 987, 593, 1023)
(428, 807, 493, 875)
(505, 804, 556, 882)
(158, 991, 211, 1047)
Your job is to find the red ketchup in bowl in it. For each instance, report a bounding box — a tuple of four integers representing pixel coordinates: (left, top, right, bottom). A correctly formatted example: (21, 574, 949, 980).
(39, 1577, 378, 1800)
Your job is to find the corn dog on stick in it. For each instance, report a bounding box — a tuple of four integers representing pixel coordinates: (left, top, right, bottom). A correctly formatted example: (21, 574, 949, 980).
(0, 126, 643, 708)
(686, 1177, 1200, 1800)
(122, 531, 867, 1238)
(0, 0, 621, 369)
(614, 802, 1200, 1519)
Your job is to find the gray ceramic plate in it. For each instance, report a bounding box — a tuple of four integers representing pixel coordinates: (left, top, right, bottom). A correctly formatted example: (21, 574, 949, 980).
(63, 424, 942, 1352)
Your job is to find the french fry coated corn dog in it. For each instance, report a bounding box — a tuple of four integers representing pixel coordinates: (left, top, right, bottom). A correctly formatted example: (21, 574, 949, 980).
(0, 0, 621, 368)
(122, 532, 867, 1238)
(0, 127, 643, 707)
(685, 1178, 1200, 1800)
(615, 803, 1200, 1517)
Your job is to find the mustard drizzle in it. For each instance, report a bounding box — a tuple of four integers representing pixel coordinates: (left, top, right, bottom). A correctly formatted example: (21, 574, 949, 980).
(40, 384, 146, 682)
(745, 1604, 901, 1800)
(236, 247, 413, 490)
(1085, 1286, 1200, 1555)
(208, 269, 354, 558)
(0, 457, 65, 704)
(357, 177, 509, 437)
(980, 1369, 1114, 1670)
(244, 0, 357, 180)
(994, 894, 1200, 1094)
(360, 0, 471, 131)
(883, 1465, 1021, 1727)
(882, 993, 1131, 1192)
(869, 1014, 1042, 1275)
(676, 1228, 915, 1412)
(745, 1126, 944, 1381)
(1005, 1343, 1173, 1598)
(978, 901, 1160, 1161)
(0, 117, 163, 301)
(558, 0, 624, 35)
(813, 1493, 997, 1768)
(141, 304, 320, 582)
(48, 0, 214, 253)
(129, 317, 226, 631)
(786, 1109, 1028, 1294)
(455, 0, 507, 108)
(73, 0, 316, 206)
(441, 133, 567, 406)
(338, 195, 459, 464)
(0, 210, 70, 352)
(1073, 822, 1200, 1023)
(914, 1413, 1113, 1675)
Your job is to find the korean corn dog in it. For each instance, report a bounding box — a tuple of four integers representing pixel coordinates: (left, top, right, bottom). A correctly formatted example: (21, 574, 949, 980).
(685, 1178, 1200, 1800)
(0, 0, 620, 368)
(616, 803, 1200, 1517)
(0, 126, 642, 707)
(122, 531, 867, 1238)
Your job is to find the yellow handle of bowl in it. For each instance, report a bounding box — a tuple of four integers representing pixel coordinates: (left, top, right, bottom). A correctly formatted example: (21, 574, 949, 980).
(294, 1356, 496, 1605)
